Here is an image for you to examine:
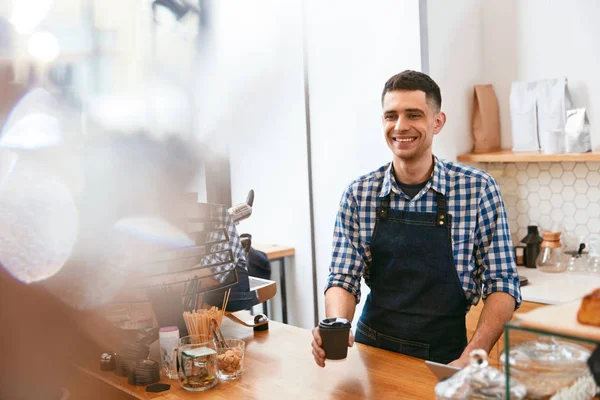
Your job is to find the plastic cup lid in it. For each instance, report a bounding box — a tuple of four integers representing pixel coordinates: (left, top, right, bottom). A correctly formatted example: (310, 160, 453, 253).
(319, 318, 351, 329)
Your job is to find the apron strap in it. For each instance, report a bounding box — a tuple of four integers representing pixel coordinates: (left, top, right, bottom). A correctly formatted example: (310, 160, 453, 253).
(435, 191, 448, 226)
(378, 194, 390, 219)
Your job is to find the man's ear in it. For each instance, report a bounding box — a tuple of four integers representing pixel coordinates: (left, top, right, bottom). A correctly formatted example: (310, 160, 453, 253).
(433, 111, 446, 135)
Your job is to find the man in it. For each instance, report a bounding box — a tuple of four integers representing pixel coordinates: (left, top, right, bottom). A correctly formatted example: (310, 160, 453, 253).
(311, 70, 521, 368)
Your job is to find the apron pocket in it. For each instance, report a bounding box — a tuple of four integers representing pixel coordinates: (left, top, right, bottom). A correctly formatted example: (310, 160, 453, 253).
(378, 333, 430, 360)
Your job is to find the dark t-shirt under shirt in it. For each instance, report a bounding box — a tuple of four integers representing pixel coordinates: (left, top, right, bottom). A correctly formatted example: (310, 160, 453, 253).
(397, 179, 428, 199)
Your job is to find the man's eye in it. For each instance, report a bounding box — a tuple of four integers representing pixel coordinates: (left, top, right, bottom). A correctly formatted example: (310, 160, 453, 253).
(408, 114, 420, 119)
(384, 115, 397, 120)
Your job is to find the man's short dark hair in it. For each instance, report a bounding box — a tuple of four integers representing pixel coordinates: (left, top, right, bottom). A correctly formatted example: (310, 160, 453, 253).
(381, 70, 442, 111)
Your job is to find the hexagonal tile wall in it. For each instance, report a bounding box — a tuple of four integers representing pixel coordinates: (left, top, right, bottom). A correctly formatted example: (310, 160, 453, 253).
(538, 171, 552, 185)
(549, 164, 563, 178)
(573, 164, 588, 179)
(481, 162, 600, 248)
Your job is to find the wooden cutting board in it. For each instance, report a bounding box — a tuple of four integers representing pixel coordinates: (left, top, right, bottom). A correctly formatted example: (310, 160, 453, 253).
(514, 299, 600, 342)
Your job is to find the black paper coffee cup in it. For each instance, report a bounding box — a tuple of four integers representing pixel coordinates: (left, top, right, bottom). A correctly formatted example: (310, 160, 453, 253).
(319, 318, 351, 360)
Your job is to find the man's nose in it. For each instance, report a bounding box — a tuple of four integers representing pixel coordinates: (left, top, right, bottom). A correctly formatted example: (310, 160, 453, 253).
(394, 116, 410, 132)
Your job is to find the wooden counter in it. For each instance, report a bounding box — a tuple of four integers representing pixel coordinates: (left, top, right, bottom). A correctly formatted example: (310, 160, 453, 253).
(253, 244, 295, 260)
(78, 317, 437, 400)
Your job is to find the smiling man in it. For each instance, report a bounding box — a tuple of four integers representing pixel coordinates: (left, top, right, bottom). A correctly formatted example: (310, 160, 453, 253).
(311, 70, 521, 368)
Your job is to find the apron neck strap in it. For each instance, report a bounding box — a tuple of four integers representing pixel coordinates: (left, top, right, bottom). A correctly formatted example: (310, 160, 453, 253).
(379, 194, 390, 219)
(435, 191, 448, 226)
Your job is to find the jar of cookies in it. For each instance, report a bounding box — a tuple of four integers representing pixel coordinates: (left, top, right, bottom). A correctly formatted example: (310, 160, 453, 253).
(216, 339, 245, 380)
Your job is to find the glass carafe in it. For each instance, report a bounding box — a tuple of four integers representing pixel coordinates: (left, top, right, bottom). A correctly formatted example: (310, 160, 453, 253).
(536, 231, 566, 273)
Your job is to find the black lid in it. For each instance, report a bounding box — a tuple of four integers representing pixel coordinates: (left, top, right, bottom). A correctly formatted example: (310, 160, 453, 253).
(319, 318, 351, 329)
(521, 225, 543, 244)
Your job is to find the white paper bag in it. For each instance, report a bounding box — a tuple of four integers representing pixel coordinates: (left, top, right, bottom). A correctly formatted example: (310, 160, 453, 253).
(510, 81, 539, 151)
(536, 77, 571, 153)
(565, 108, 592, 153)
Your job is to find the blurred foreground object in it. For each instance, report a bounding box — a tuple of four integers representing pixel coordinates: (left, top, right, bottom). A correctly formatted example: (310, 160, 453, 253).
(228, 189, 254, 225)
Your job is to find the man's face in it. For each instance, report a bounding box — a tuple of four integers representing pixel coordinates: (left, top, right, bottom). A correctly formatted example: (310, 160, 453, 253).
(382, 90, 445, 162)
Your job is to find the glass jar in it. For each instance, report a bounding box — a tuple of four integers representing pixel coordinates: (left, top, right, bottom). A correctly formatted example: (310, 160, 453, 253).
(435, 349, 526, 399)
(500, 336, 592, 399)
(178, 335, 218, 392)
(536, 231, 566, 273)
(589, 255, 600, 273)
(567, 254, 589, 273)
(588, 234, 600, 273)
(566, 243, 589, 273)
(216, 339, 245, 380)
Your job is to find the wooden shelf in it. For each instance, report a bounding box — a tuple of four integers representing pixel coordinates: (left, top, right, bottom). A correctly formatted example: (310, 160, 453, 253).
(457, 150, 600, 163)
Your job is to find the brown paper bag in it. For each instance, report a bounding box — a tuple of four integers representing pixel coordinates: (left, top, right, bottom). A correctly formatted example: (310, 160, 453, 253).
(472, 84, 501, 153)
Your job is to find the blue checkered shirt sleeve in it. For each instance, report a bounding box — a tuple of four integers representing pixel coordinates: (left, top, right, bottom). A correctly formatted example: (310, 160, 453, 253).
(326, 186, 367, 303)
(476, 177, 522, 308)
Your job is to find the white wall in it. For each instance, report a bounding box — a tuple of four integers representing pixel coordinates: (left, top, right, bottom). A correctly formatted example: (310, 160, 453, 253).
(481, 0, 600, 151)
(516, 0, 600, 151)
(305, 0, 421, 324)
(214, 0, 315, 329)
(481, 0, 519, 151)
(426, 0, 600, 155)
(426, 0, 484, 160)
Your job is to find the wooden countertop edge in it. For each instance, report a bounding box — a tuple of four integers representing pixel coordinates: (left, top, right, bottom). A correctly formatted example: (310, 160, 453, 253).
(75, 365, 146, 399)
(252, 245, 295, 260)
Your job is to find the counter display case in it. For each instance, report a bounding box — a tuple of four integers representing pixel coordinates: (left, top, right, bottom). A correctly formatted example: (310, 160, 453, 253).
(503, 302, 600, 399)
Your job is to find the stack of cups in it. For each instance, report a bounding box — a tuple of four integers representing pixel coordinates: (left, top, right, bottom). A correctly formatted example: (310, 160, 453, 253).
(542, 129, 565, 154)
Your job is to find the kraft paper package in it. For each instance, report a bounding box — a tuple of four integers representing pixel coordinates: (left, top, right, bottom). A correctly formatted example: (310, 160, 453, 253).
(510, 81, 539, 151)
(536, 77, 572, 154)
(472, 84, 501, 153)
(565, 108, 592, 153)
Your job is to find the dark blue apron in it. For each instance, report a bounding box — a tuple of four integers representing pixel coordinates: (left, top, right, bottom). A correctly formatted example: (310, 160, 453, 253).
(355, 190, 468, 364)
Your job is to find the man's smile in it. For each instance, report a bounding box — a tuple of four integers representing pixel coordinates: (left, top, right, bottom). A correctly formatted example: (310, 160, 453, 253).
(393, 137, 416, 142)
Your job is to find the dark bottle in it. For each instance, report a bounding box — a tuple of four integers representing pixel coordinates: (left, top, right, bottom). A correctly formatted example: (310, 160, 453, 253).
(521, 225, 543, 268)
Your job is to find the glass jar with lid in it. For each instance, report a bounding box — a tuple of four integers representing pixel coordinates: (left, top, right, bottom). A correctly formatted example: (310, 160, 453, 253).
(435, 349, 526, 399)
(536, 231, 566, 273)
(500, 336, 592, 399)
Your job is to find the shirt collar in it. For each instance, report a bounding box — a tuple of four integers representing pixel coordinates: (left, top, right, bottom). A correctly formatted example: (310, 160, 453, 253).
(378, 156, 447, 198)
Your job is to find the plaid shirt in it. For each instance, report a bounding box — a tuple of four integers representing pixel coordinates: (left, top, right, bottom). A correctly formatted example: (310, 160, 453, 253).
(203, 203, 247, 282)
(326, 156, 521, 309)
